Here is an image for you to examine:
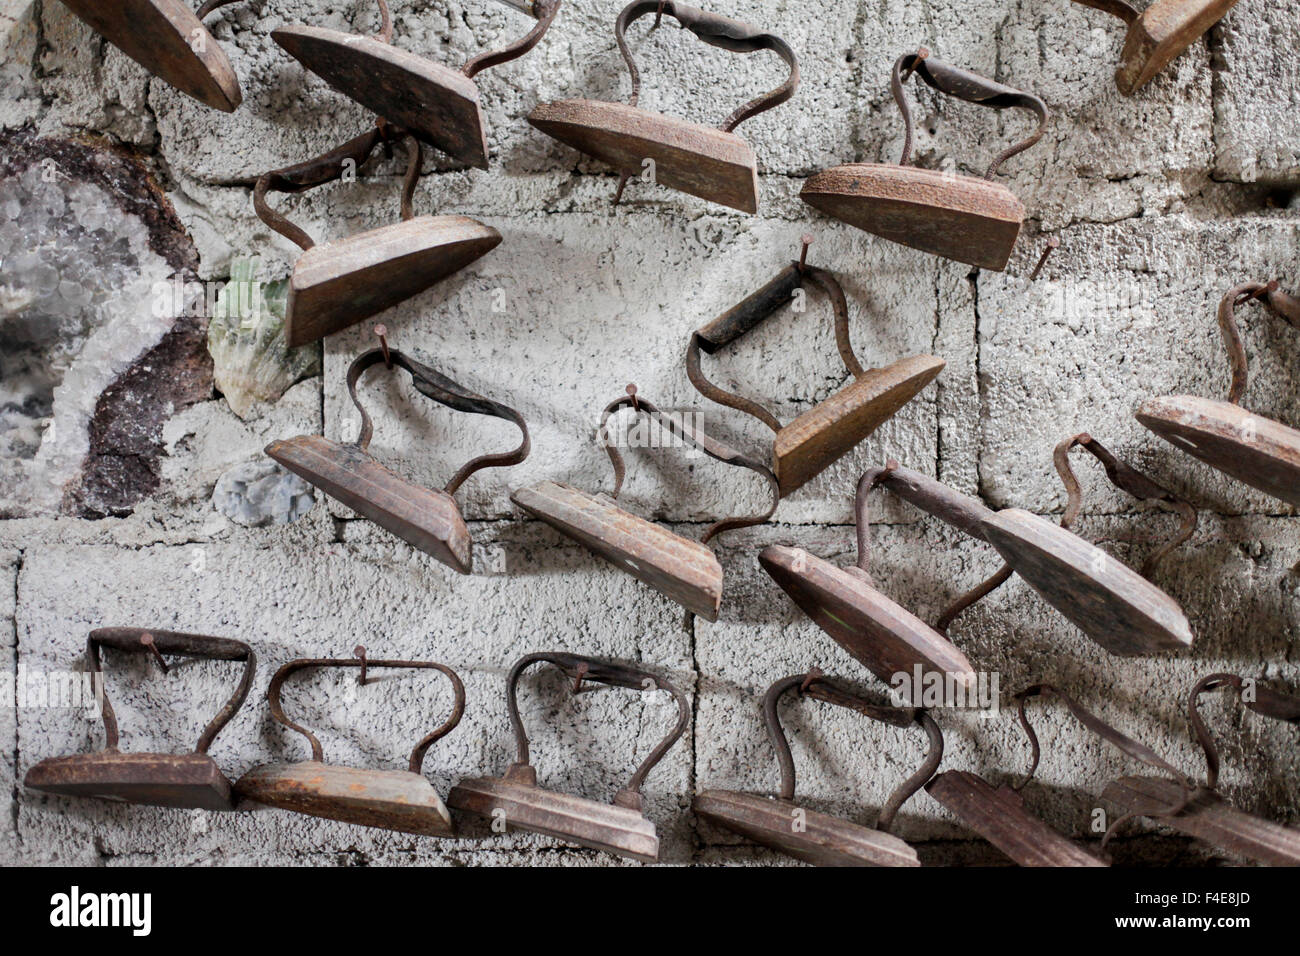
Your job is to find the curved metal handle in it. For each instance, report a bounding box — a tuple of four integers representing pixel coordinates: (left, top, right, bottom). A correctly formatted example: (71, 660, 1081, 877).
(763, 671, 943, 832)
(614, 0, 799, 133)
(86, 628, 255, 756)
(253, 125, 419, 252)
(1054, 433, 1197, 580)
(462, 0, 563, 79)
(345, 347, 531, 496)
(854, 463, 1013, 632)
(265, 656, 465, 773)
(1188, 673, 1300, 791)
(504, 652, 690, 797)
(1064, 0, 1139, 26)
(1217, 281, 1300, 406)
(596, 389, 778, 544)
(892, 49, 1048, 180)
(195, 0, 245, 18)
(686, 262, 866, 435)
(1013, 683, 1191, 846)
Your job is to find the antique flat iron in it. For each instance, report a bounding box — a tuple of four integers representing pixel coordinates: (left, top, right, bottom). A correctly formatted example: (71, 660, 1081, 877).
(448, 652, 690, 862)
(927, 683, 1187, 866)
(25, 628, 255, 811)
(274, 0, 561, 169)
(1103, 673, 1300, 865)
(1137, 281, 1300, 508)
(267, 331, 530, 574)
(694, 670, 942, 866)
(527, 0, 799, 213)
(1060, 0, 1240, 94)
(980, 433, 1197, 655)
(801, 49, 1048, 271)
(255, 125, 501, 346)
(686, 236, 945, 496)
(234, 649, 465, 836)
(761, 462, 1012, 700)
(511, 385, 778, 620)
(55, 0, 243, 111)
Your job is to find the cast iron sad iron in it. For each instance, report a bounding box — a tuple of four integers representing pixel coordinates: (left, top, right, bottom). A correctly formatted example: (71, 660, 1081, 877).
(686, 236, 945, 496)
(55, 0, 243, 111)
(761, 462, 1013, 701)
(927, 684, 1184, 866)
(255, 125, 501, 347)
(1137, 281, 1300, 507)
(694, 669, 942, 866)
(447, 652, 690, 862)
(234, 649, 465, 836)
(267, 330, 530, 574)
(1060, 0, 1239, 94)
(801, 49, 1048, 271)
(980, 433, 1197, 654)
(511, 385, 778, 620)
(25, 628, 255, 811)
(1103, 673, 1300, 865)
(274, 0, 561, 169)
(527, 0, 799, 213)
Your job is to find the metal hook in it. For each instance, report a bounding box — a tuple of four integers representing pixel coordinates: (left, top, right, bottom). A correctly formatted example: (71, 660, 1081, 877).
(375, 325, 393, 369)
(139, 633, 169, 675)
(798, 666, 824, 695)
(797, 234, 813, 273)
(652, 0, 666, 29)
(1029, 236, 1059, 281)
(612, 170, 632, 207)
(900, 46, 929, 82)
(626, 383, 640, 411)
(354, 645, 369, 685)
(572, 661, 590, 694)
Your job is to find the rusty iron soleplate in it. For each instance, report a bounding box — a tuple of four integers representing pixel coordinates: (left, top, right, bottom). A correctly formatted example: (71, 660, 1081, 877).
(774, 355, 946, 495)
(1115, 0, 1241, 95)
(25, 751, 235, 811)
(980, 508, 1193, 655)
(57, 0, 241, 111)
(1103, 775, 1300, 866)
(285, 215, 501, 347)
(694, 790, 920, 867)
(267, 435, 472, 573)
(234, 760, 454, 836)
(512, 480, 724, 620)
(273, 27, 489, 168)
(800, 165, 1024, 271)
(1137, 395, 1300, 508)
(927, 771, 1109, 867)
(448, 774, 659, 862)
(759, 545, 977, 698)
(528, 99, 759, 212)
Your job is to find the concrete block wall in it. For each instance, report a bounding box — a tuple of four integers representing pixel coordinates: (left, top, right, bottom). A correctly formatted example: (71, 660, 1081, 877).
(1, 0, 1297, 866)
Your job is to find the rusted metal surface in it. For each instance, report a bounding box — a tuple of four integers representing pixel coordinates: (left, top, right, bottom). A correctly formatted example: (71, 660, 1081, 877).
(527, 0, 798, 212)
(24, 628, 255, 811)
(55, 0, 242, 111)
(686, 238, 945, 496)
(695, 671, 940, 866)
(268, 343, 530, 574)
(233, 652, 465, 836)
(1065, 0, 1240, 94)
(511, 387, 777, 620)
(1137, 281, 1300, 507)
(447, 652, 689, 862)
(273, 0, 561, 168)
(1103, 672, 1300, 865)
(760, 462, 1011, 700)
(926, 772, 1108, 867)
(979, 434, 1195, 655)
(801, 50, 1048, 270)
(254, 127, 501, 347)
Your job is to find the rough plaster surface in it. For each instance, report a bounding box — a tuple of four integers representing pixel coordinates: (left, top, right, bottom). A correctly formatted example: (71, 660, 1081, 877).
(1, 0, 1297, 866)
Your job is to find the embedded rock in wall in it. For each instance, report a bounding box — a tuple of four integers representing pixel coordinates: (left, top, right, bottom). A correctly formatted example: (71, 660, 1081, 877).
(0, 129, 211, 518)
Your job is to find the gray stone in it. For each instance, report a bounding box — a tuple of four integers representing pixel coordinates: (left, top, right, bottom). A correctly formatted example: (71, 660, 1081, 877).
(212, 459, 314, 527)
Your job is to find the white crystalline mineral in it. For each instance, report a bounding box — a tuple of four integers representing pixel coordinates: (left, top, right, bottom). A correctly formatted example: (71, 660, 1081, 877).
(0, 163, 174, 515)
(207, 257, 320, 419)
(211, 459, 314, 526)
